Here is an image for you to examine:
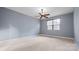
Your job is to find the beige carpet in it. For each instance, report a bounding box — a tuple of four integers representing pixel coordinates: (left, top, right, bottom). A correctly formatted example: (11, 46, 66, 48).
(0, 36, 77, 51)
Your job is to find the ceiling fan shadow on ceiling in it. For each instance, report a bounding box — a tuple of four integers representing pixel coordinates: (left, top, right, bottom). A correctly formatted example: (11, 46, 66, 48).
(37, 9, 50, 20)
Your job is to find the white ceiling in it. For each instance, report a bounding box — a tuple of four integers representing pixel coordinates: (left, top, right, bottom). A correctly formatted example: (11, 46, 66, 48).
(7, 7, 74, 18)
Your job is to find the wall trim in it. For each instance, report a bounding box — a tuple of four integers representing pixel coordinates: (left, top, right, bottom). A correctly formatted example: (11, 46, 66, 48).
(40, 34, 74, 40)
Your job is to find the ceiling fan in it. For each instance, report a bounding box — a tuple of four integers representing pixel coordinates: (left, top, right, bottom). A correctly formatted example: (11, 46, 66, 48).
(38, 9, 50, 20)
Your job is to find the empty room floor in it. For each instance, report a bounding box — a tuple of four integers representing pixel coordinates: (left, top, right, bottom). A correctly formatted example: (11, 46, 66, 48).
(0, 36, 77, 51)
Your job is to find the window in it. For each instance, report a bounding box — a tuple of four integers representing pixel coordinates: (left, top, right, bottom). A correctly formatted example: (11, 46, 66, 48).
(47, 20, 53, 30)
(47, 18, 60, 30)
(53, 19, 60, 30)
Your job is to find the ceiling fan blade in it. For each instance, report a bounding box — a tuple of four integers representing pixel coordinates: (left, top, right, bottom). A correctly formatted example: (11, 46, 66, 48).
(45, 14, 50, 16)
(40, 16, 43, 19)
(44, 16, 48, 18)
(45, 17, 48, 18)
(39, 13, 42, 15)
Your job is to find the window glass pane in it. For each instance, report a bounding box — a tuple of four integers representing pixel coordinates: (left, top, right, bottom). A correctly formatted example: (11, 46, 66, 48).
(53, 20, 57, 25)
(47, 25, 52, 30)
(53, 25, 60, 30)
(53, 19, 60, 25)
(56, 19, 60, 24)
(53, 18, 60, 30)
(47, 20, 53, 25)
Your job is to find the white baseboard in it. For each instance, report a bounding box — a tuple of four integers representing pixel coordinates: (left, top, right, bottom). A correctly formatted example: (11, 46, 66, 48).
(40, 34, 74, 40)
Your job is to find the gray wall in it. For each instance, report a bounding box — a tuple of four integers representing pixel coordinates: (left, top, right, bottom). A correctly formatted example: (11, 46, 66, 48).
(74, 8, 79, 47)
(0, 8, 40, 40)
(40, 13, 74, 38)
